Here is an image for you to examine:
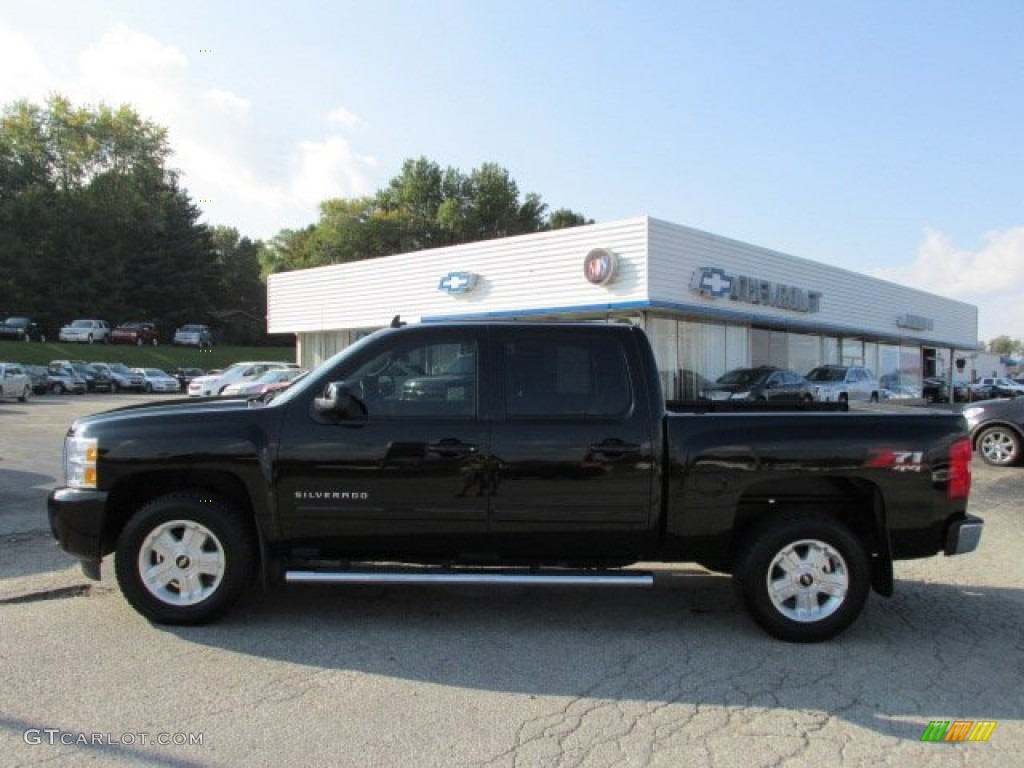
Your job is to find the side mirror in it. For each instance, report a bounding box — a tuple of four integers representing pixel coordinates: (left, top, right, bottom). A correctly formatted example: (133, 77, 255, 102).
(314, 381, 363, 419)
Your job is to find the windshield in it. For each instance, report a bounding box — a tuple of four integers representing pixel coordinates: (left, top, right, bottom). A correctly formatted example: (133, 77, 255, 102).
(806, 367, 845, 383)
(143, 369, 167, 377)
(71, 320, 93, 328)
(714, 369, 765, 388)
(110, 363, 132, 373)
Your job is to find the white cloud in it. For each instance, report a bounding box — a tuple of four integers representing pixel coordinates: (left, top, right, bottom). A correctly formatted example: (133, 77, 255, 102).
(291, 136, 376, 206)
(0, 20, 52, 103)
(326, 106, 365, 129)
(0, 21, 377, 239)
(871, 227, 1024, 341)
(202, 88, 251, 119)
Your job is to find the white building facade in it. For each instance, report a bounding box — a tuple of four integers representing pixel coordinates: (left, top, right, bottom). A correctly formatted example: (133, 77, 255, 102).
(267, 216, 980, 397)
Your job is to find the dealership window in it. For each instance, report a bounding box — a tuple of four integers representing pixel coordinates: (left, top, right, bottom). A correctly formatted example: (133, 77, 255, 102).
(842, 338, 864, 366)
(788, 333, 820, 377)
(751, 329, 787, 367)
(647, 316, 678, 400)
(822, 337, 839, 365)
(878, 344, 901, 384)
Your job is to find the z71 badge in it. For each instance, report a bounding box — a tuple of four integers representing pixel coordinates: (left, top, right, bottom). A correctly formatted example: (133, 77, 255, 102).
(865, 450, 925, 472)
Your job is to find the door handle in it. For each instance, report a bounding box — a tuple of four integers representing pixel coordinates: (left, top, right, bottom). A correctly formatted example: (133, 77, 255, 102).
(426, 439, 478, 458)
(588, 439, 642, 459)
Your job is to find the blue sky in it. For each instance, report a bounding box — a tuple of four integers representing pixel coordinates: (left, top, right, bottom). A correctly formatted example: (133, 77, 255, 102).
(2, 1, 1022, 342)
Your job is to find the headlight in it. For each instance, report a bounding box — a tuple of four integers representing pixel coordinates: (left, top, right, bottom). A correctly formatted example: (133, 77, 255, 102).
(65, 436, 98, 489)
(730, 391, 751, 400)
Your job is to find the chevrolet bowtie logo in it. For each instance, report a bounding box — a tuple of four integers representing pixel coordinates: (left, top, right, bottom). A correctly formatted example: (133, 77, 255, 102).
(692, 267, 734, 298)
(438, 272, 479, 294)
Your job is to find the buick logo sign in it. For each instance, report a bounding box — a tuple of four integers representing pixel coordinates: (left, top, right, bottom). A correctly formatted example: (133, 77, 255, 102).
(584, 248, 617, 285)
(438, 271, 479, 294)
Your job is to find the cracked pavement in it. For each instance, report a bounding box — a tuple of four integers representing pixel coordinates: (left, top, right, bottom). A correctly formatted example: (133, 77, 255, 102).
(1, 394, 1021, 766)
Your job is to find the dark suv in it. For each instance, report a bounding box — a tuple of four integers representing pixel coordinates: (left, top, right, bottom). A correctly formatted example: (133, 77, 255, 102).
(0, 316, 46, 342)
(702, 366, 814, 402)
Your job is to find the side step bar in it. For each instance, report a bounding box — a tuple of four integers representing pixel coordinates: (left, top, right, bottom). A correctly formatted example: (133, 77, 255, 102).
(285, 568, 654, 587)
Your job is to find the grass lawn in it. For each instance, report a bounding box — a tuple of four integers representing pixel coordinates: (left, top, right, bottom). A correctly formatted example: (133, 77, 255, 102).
(0, 340, 297, 371)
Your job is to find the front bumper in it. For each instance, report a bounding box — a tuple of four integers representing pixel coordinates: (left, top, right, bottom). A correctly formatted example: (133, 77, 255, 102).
(48, 487, 110, 573)
(945, 514, 984, 556)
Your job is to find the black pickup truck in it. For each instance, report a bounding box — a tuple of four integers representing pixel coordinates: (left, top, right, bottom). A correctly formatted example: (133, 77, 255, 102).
(48, 322, 982, 641)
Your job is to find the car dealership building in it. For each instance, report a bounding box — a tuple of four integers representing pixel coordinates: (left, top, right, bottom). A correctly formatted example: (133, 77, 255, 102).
(267, 215, 980, 398)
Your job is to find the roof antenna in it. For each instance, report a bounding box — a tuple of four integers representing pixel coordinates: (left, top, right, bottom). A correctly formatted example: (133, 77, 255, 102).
(390, 315, 406, 328)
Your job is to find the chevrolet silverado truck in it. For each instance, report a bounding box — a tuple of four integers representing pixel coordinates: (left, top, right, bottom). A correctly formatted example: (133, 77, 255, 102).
(48, 322, 982, 642)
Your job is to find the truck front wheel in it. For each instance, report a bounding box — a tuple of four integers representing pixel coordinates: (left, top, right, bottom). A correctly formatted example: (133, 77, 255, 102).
(115, 493, 256, 625)
(734, 513, 870, 642)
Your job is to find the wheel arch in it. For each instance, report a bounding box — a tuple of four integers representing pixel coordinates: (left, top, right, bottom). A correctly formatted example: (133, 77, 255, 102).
(103, 470, 266, 573)
(971, 420, 1024, 450)
(725, 475, 892, 595)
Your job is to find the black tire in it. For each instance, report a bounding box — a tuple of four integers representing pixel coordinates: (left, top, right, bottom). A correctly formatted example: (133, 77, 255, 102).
(18, 385, 30, 402)
(51, 382, 65, 395)
(115, 493, 257, 624)
(976, 425, 1022, 467)
(838, 393, 849, 405)
(869, 392, 879, 403)
(136, 337, 143, 346)
(734, 512, 870, 642)
(145, 382, 153, 393)
(87, 334, 94, 344)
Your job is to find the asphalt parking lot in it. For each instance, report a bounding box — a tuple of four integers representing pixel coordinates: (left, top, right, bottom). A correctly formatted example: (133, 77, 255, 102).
(1, 394, 1022, 767)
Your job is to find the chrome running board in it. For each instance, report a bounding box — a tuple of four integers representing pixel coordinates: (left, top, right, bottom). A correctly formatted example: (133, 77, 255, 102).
(285, 568, 654, 587)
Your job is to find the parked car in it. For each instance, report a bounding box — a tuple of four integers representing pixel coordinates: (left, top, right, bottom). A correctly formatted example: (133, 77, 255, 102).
(46, 363, 87, 394)
(173, 324, 213, 347)
(58, 319, 111, 344)
(188, 361, 297, 396)
(91, 362, 147, 393)
(64, 361, 113, 392)
(972, 377, 1024, 398)
(702, 366, 814, 402)
(0, 362, 33, 401)
(133, 368, 181, 394)
(806, 365, 881, 404)
(110, 321, 160, 346)
(24, 364, 51, 394)
(0, 316, 46, 342)
(168, 367, 206, 391)
(921, 377, 969, 403)
(963, 397, 1024, 466)
(221, 367, 307, 396)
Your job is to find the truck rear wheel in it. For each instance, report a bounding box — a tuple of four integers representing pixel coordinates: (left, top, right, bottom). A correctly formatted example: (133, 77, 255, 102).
(734, 513, 870, 642)
(115, 493, 256, 625)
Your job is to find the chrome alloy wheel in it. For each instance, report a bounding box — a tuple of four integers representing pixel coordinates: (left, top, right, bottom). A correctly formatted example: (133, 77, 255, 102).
(137, 519, 226, 606)
(766, 539, 849, 623)
(978, 428, 1019, 466)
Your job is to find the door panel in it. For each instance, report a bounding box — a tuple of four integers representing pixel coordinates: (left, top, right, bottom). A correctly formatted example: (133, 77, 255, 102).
(489, 328, 655, 561)
(275, 329, 490, 558)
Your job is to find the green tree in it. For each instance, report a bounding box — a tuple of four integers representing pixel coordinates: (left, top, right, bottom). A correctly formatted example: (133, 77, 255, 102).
(260, 157, 592, 275)
(987, 336, 1022, 355)
(0, 95, 221, 334)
